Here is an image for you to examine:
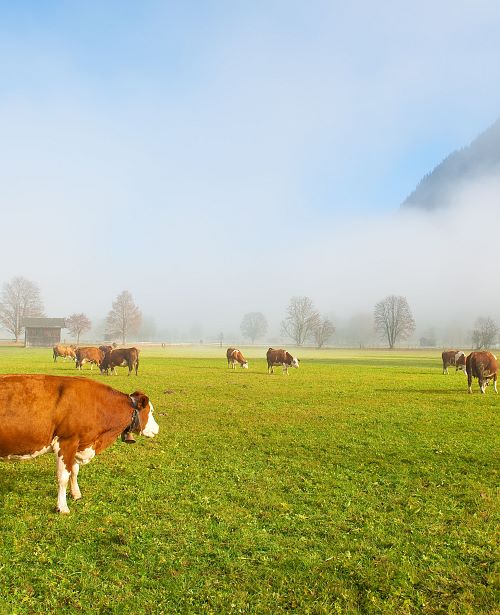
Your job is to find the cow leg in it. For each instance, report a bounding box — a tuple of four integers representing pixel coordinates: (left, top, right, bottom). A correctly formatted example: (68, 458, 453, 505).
(468, 373, 472, 393)
(479, 377, 485, 394)
(494, 376, 498, 393)
(55, 453, 71, 514)
(70, 462, 82, 501)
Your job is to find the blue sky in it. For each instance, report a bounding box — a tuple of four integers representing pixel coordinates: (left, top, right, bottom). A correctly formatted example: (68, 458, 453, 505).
(1, 1, 500, 336)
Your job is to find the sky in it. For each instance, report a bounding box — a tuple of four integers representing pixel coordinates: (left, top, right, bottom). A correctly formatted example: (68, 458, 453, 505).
(1, 1, 500, 341)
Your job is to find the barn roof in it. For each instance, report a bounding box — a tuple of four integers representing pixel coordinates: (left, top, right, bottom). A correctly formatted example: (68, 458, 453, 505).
(22, 317, 66, 328)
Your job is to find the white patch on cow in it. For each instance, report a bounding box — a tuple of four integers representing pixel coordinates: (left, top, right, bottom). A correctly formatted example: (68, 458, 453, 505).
(141, 402, 159, 438)
(75, 447, 96, 465)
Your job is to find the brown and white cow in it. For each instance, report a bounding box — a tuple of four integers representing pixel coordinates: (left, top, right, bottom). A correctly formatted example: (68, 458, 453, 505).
(442, 350, 467, 374)
(0, 375, 159, 513)
(100, 347, 140, 376)
(53, 344, 76, 362)
(465, 351, 498, 394)
(266, 348, 299, 374)
(75, 347, 105, 371)
(226, 347, 248, 369)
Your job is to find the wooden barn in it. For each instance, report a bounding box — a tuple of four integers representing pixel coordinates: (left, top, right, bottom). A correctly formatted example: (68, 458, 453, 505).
(22, 317, 66, 348)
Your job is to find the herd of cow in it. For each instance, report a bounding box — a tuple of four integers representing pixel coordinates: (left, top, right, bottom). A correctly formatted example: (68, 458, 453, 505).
(0, 344, 497, 516)
(442, 349, 498, 394)
(53, 343, 140, 376)
(227, 347, 300, 374)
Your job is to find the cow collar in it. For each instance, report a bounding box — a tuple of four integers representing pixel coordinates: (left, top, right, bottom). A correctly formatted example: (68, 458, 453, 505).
(122, 396, 141, 442)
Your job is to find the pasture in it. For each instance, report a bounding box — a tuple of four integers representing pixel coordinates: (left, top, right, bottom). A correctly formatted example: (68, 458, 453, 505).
(0, 345, 498, 614)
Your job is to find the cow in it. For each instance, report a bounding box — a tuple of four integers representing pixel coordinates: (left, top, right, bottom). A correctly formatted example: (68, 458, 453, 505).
(100, 347, 140, 376)
(226, 347, 248, 369)
(53, 344, 76, 362)
(75, 347, 104, 371)
(266, 348, 299, 374)
(442, 350, 466, 374)
(99, 345, 113, 355)
(0, 375, 159, 513)
(465, 351, 498, 394)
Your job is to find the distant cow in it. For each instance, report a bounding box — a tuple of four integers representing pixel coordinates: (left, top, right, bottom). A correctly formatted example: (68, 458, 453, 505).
(0, 375, 159, 513)
(442, 350, 466, 374)
(75, 347, 104, 371)
(226, 347, 248, 369)
(465, 351, 498, 394)
(100, 347, 140, 376)
(53, 344, 76, 362)
(266, 348, 299, 375)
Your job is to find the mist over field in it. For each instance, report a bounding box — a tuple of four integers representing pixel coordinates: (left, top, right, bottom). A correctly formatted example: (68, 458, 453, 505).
(1, 2, 500, 344)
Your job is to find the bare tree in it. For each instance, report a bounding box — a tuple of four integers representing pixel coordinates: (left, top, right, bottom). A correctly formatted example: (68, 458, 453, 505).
(281, 296, 321, 346)
(66, 313, 92, 345)
(471, 316, 499, 349)
(313, 318, 335, 348)
(374, 295, 415, 349)
(240, 312, 268, 343)
(0, 276, 44, 342)
(106, 291, 142, 344)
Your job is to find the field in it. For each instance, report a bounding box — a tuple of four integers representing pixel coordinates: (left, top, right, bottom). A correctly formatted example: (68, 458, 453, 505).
(0, 345, 498, 614)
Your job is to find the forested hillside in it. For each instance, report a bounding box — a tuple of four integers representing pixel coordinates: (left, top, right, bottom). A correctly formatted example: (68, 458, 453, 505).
(402, 118, 500, 210)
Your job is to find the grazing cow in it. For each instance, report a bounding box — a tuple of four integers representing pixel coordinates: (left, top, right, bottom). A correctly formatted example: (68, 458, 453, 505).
(75, 347, 104, 371)
(226, 347, 248, 369)
(266, 348, 299, 375)
(53, 344, 76, 362)
(465, 351, 498, 394)
(100, 347, 140, 376)
(0, 375, 159, 513)
(442, 350, 467, 374)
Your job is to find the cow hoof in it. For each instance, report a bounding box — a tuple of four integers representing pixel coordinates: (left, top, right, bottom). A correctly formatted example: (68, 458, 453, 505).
(57, 507, 70, 514)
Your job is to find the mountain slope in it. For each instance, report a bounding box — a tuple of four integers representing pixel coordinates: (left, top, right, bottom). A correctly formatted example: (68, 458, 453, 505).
(402, 118, 500, 210)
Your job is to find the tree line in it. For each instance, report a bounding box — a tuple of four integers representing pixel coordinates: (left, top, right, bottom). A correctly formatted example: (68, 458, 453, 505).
(0, 276, 141, 344)
(1, 276, 498, 349)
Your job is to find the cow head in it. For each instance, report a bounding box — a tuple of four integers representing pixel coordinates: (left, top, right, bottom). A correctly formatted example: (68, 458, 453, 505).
(241, 361, 249, 369)
(128, 392, 159, 439)
(455, 351, 466, 373)
(291, 356, 299, 368)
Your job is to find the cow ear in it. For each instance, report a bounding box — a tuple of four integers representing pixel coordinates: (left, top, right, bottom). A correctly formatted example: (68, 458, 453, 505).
(130, 391, 149, 409)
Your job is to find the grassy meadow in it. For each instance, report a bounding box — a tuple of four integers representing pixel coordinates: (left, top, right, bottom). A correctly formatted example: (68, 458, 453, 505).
(0, 345, 498, 614)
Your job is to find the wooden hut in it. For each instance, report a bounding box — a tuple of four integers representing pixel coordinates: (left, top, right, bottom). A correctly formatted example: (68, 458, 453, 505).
(22, 317, 66, 348)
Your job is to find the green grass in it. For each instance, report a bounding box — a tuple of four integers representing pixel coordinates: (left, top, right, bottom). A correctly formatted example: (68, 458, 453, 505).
(0, 346, 498, 614)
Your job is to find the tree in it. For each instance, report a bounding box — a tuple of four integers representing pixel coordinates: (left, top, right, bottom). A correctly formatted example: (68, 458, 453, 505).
(471, 317, 499, 349)
(0, 276, 44, 342)
(374, 295, 415, 349)
(240, 312, 268, 343)
(281, 296, 321, 346)
(106, 291, 142, 344)
(66, 313, 91, 345)
(313, 317, 335, 348)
